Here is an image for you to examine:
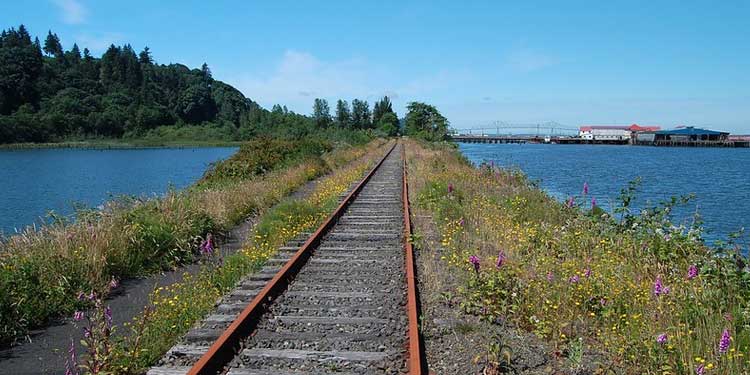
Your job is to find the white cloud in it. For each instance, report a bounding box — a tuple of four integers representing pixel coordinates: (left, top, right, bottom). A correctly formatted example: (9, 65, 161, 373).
(233, 50, 391, 113)
(74, 32, 125, 53)
(52, 0, 87, 25)
(506, 48, 559, 73)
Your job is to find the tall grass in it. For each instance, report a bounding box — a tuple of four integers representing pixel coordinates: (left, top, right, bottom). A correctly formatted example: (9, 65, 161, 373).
(0, 137, 385, 346)
(406, 140, 749, 374)
(107, 140, 390, 374)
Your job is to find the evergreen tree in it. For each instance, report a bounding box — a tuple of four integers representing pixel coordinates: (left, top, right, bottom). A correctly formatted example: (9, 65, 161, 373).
(334, 99, 351, 128)
(43, 30, 63, 58)
(67, 43, 82, 64)
(351, 99, 371, 129)
(312, 98, 332, 128)
(372, 95, 395, 126)
(138, 46, 153, 65)
(0, 25, 43, 114)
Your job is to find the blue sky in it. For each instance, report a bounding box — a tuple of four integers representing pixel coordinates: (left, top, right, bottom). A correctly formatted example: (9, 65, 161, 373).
(3, 1, 749, 132)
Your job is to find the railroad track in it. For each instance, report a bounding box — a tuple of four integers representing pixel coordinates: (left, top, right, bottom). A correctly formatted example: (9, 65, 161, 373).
(148, 142, 423, 375)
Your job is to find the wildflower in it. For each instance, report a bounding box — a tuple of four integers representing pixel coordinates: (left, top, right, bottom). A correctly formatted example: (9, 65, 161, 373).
(591, 197, 597, 208)
(459, 218, 464, 227)
(64, 339, 78, 375)
(109, 277, 119, 290)
(73, 311, 84, 321)
(104, 306, 113, 327)
(657, 333, 668, 345)
(569, 275, 580, 283)
(546, 271, 554, 282)
(87, 291, 96, 301)
(76, 292, 85, 301)
(584, 268, 592, 278)
(687, 264, 699, 279)
(583, 182, 589, 195)
(200, 233, 214, 256)
(448, 183, 454, 194)
(83, 327, 91, 338)
(566, 196, 575, 208)
(469, 255, 480, 273)
(495, 250, 506, 269)
(719, 329, 731, 354)
(695, 364, 705, 375)
(653, 276, 667, 297)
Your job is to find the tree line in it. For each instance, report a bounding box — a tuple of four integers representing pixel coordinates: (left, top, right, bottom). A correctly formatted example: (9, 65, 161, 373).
(0, 25, 322, 144)
(311, 96, 400, 137)
(0, 24, 450, 144)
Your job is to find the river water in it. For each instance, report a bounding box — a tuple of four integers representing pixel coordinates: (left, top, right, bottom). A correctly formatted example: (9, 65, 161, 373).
(0, 147, 237, 234)
(458, 143, 750, 244)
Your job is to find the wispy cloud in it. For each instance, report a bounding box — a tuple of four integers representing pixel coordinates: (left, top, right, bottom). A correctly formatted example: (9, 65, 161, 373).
(233, 50, 391, 113)
(52, 0, 88, 25)
(506, 48, 559, 73)
(74, 32, 125, 53)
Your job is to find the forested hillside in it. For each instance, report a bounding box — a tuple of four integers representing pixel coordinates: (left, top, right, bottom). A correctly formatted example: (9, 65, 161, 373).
(0, 25, 324, 144)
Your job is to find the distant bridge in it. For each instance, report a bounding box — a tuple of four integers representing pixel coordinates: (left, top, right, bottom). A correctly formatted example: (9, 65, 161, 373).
(450, 122, 580, 138)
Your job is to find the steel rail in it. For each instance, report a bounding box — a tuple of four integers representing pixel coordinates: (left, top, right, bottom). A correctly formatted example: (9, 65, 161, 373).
(402, 145, 425, 374)
(186, 141, 397, 375)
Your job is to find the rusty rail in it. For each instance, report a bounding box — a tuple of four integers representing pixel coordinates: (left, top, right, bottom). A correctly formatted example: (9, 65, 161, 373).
(402, 145, 425, 374)
(186, 141, 397, 375)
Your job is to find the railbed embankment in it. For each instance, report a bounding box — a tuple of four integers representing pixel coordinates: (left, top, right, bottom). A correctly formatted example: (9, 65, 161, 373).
(405, 139, 748, 374)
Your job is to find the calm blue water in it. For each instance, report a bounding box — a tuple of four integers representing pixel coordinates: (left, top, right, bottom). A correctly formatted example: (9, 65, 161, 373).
(458, 143, 750, 244)
(0, 147, 237, 234)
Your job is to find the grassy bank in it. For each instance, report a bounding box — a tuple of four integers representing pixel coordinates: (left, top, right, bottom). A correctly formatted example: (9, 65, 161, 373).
(105, 140, 390, 373)
(406, 140, 749, 374)
(0, 135, 383, 346)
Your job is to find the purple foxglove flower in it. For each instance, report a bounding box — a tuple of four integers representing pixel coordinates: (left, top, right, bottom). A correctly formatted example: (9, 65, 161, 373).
(448, 183, 454, 194)
(584, 268, 592, 278)
(599, 298, 607, 306)
(695, 364, 705, 375)
(546, 271, 554, 282)
(566, 196, 575, 208)
(687, 264, 699, 280)
(591, 197, 597, 208)
(719, 329, 731, 354)
(459, 218, 464, 227)
(65, 339, 78, 375)
(495, 250, 506, 269)
(104, 306, 112, 327)
(87, 291, 96, 301)
(656, 333, 668, 345)
(73, 311, 84, 321)
(77, 292, 85, 301)
(653, 276, 664, 297)
(469, 255, 480, 273)
(583, 182, 589, 195)
(109, 277, 119, 289)
(569, 275, 580, 283)
(83, 327, 91, 338)
(200, 233, 214, 255)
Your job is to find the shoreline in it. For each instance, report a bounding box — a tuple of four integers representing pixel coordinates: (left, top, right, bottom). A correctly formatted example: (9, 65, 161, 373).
(0, 140, 244, 150)
(455, 142, 747, 246)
